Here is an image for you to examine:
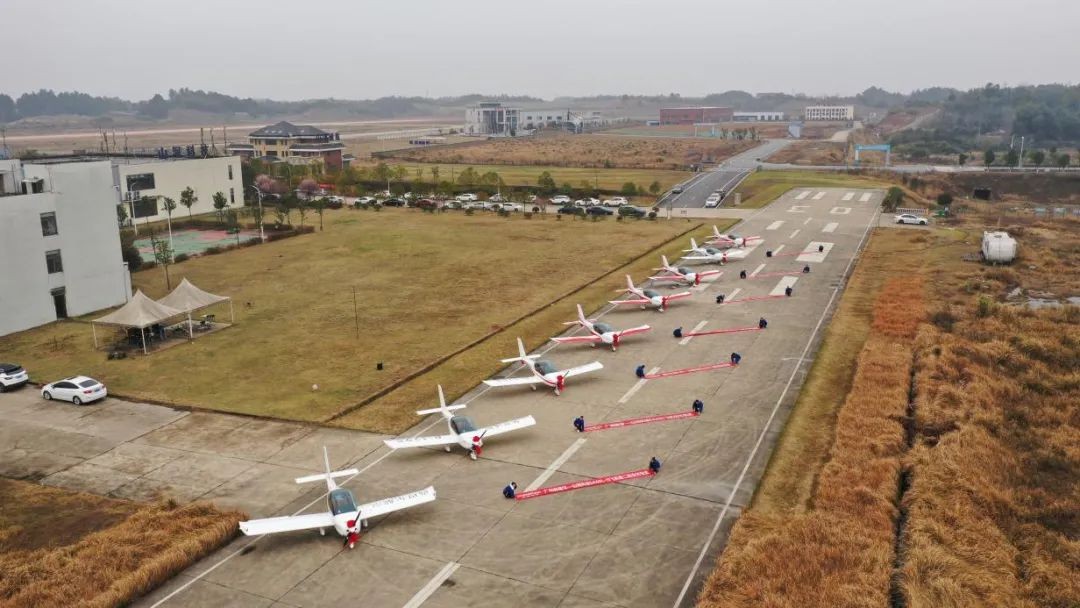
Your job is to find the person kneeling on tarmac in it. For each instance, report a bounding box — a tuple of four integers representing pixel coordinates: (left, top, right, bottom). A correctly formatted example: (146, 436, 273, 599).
(692, 399, 704, 414)
(803, 264, 811, 273)
(503, 482, 518, 499)
(649, 457, 662, 474)
(739, 269, 747, 279)
(785, 286, 793, 297)
(573, 416, 585, 433)
(759, 317, 768, 329)
(730, 352, 742, 365)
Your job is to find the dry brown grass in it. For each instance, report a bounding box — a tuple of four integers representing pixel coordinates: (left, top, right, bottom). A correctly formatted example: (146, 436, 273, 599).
(384, 131, 757, 170)
(0, 478, 243, 608)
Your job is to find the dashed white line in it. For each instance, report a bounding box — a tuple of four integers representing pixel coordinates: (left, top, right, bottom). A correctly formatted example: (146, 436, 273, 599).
(403, 562, 461, 608)
(803, 217, 812, 225)
(526, 438, 587, 491)
(748, 263, 766, 278)
(788, 229, 800, 239)
(812, 191, 826, 200)
(842, 192, 855, 201)
(772, 244, 785, 255)
(724, 287, 742, 302)
(859, 192, 872, 202)
(794, 190, 810, 200)
(766, 220, 784, 231)
(679, 321, 708, 346)
(617, 367, 657, 404)
(769, 276, 799, 296)
(822, 222, 838, 233)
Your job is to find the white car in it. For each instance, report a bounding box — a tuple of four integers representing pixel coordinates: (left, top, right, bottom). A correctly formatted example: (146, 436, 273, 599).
(488, 193, 505, 202)
(355, 196, 376, 205)
(895, 214, 928, 225)
(498, 202, 524, 212)
(574, 197, 600, 207)
(705, 194, 721, 208)
(456, 193, 478, 202)
(551, 195, 571, 204)
(41, 375, 107, 405)
(0, 363, 29, 392)
(602, 197, 629, 207)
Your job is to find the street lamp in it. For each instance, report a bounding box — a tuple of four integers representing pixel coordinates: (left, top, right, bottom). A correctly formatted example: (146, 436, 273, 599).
(248, 184, 266, 242)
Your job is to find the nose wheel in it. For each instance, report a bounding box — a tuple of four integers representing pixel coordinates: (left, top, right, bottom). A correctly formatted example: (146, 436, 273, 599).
(469, 450, 477, 461)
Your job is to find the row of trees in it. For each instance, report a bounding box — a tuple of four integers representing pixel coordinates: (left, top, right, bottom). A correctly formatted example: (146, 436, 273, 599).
(974, 147, 1076, 168)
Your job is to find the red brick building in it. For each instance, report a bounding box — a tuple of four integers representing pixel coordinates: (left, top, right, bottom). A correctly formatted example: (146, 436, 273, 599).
(659, 107, 734, 125)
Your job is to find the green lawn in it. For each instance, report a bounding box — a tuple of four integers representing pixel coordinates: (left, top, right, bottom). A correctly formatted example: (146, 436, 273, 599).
(735, 170, 900, 208)
(1, 209, 721, 432)
(394, 162, 690, 194)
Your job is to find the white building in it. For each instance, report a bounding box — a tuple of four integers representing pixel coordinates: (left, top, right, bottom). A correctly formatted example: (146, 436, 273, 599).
(465, 102, 520, 135)
(465, 102, 609, 135)
(804, 105, 855, 121)
(115, 156, 243, 224)
(0, 159, 129, 336)
(733, 111, 786, 122)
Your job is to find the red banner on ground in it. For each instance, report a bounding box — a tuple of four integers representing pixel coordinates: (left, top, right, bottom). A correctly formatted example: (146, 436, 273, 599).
(585, 410, 698, 432)
(515, 468, 656, 500)
(644, 362, 736, 379)
(681, 326, 763, 338)
(722, 294, 787, 305)
(749, 271, 804, 280)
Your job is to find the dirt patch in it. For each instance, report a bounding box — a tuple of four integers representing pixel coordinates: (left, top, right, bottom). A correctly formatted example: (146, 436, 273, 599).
(766, 141, 847, 165)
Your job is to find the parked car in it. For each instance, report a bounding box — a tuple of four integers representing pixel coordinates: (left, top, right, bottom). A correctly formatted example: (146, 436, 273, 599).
(41, 375, 107, 405)
(355, 196, 376, 206)
(382, 198, 406, 207)
(415, 198, 440, 210)
(488, 193, 505, 203)
(895, 213, 928, 225)
(551, 195, 571, 204)
(618, 206, 647, 218)
(671, 185, 684, 194)
(705, 193, 722, 208)
(0, 363, 29, 392)
(603, 197, 629, 206)
(456, 193, 478, 202)
(558, 205, 584, 215)
(586, 206, 614, 216)
(574, 197, 600, 207)
(498, 202, 524, 212)
(324, 196, 345, 209)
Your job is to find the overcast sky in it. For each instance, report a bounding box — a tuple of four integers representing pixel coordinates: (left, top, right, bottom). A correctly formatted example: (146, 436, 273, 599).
(5, 0, 1078, 100)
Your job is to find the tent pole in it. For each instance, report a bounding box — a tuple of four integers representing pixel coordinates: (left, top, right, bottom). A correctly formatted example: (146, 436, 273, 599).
(188, 313, 193, 339)
(229, 300, 234, 323)
(92, 323, 98, 348)
(141, 328, 147, 354)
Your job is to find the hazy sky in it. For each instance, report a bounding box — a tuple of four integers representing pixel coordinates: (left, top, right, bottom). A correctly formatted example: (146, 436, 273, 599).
(6, 0, 1078, 100)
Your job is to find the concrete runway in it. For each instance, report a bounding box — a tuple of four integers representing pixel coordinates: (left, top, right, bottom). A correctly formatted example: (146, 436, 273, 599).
(663, 139, 792, 209)
(0, 186, 881, 607)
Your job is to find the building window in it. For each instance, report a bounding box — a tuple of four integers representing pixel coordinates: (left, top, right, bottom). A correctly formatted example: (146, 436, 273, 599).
(132, 197, 158, 218)
(228, 164, 234, 180)
(125, 172, 156, 192)
(40, 212, 58, 236)
(45, 250, 63, 274)
(230, 188, 235, 203)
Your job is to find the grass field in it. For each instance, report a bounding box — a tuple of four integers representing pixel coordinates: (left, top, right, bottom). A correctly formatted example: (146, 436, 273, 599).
(384, 132, 756, 170)
(734, 170, 915, 208)
(0, 478, 242, 607)
(698, 210, 1080, 607)
(0, 209, 712, 432)
(390, 161, 690, 194)
(765, 141, 847, 165)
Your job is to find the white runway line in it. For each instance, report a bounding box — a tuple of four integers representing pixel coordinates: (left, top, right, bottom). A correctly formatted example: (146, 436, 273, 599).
(772, 244, 785, 255)
(830, 207, 851, 215)
(748, 263, 766, 278)
(803, 217, 812, 225)
(526, 438, 587, 491)
(822, 222, 838, 233)
(812, 191, 826, 200)
(618, 367, 657, 404)
(797, 242, 834, 263)
(679, 320, 708, 346)
(842, 192, 855, 201)
(788, 229, 800, 239)
(859, 192, 872, 202)
(403, 562, 461, 608)
(766, 220, 784, 231)
(786, 205, 808, 213)
(724, 287, 742, 302)
(769, 276, 799, 296)
(794, 190, 810, 200)
(671, 205, 882, 608)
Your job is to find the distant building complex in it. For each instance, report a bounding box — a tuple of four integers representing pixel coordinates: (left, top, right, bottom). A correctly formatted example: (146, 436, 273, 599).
(733, 111, 785, 122)
(804, 105, 855, 121)
(659, 107, 734, 125)
(227, 121, 346, 170)
(464, 102, 610, 135)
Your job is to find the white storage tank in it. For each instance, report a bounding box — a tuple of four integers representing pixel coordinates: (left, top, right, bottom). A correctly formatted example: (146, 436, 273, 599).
(982, 231, 1017, 263)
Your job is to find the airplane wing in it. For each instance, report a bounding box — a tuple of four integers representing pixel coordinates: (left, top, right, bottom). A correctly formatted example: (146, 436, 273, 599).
(551, 335, 603, 344)
(666, 292, 693, 301)
(559, 361, 604, 378)
(681, 255, 719, 262)
(484, 376, 545, 387)
(384, 434, 459, 449)
(616, 325, 652, 338)
(610, 298, 651, 306)
(239, 511, 335, 536)
(698, 270, 723, 278)
(475, 416, 537, 438)
(648, 274, 684, 282)
(357, 486, 436, 519)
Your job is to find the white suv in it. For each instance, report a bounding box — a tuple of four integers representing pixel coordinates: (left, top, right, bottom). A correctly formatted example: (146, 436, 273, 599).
(551, 195, 571, 204)
(0, 363, 29, 392)
(456, 193, 478, 202)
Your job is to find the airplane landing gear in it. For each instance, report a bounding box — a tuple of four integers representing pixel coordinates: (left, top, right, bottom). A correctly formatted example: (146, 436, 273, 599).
(469, 450, 477, 461)
(554, 388, 562, 396)
(530, 385, 537, 391)
(444, 445, 452, 452)
(319, 528, 325, 536)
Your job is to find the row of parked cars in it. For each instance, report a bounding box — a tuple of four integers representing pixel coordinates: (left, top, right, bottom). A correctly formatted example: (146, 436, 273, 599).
(0, 363, 108, 405)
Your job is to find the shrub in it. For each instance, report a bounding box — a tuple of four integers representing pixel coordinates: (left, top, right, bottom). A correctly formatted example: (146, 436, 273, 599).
(142, 260, 157, 270)
(648, 211, 657, 220)
(524, 212, 533, 219)
(465, 208, 474, 216)
(173, 253, 190, 263)
(203, 246, 223, 255)
(977, 296, 993, 317)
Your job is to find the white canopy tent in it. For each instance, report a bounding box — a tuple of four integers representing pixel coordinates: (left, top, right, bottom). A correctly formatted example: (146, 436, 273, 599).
(157, 278, 234, 335)
(92, 290, 186, 354)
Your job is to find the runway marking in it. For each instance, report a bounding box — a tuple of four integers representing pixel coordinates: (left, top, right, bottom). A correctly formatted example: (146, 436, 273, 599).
(517, 469, 655, 500)
(803, 217, 812, 225)
(584, 412, 698, 432)
(641, 362, 737, 379)
(830, 207, 851, 215)
(722, 287, 742, 303)
(786, 205, 808, 213)
(618, 368, 657, 403)
(679, 320, 708, 345)
(788, 229, 800, 239)
(525, 438, 587, 491)
(749, 270, 803, 280)
(672, 203, 881, 608)
(769, 276, 799, 296)
(822, 222, 838, 233)
(859, 192, 872, 202)
(772, 244, 785, 255)
(812, 191, 826, 200)
(797, 242, 834, 263)
(677, 325, 764, 338)
(842, 192, 855, 201)
(403, 562, 461, 608)
(748, 263, 766, 278)
(794, 190, 810, 200)
(766, 220, 784, 231)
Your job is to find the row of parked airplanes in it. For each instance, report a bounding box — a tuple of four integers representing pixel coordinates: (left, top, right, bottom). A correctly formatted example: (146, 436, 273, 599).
(239, 228, 762, 548)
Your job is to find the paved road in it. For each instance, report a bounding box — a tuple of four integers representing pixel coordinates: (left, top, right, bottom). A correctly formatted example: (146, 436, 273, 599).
(662, 140, 793, 210)
(1, 186, 884, 608)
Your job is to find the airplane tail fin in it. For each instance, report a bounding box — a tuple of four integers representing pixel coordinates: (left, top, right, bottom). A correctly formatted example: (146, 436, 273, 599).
(500, 337, 539, 363)
(416, 385, 467, 416)
(661, 254, 671, 269)
(577, 304, 587, 325)
(713, 225, 722, 238)
(294, 447, 359, 489)
(690, 237, 699, 250)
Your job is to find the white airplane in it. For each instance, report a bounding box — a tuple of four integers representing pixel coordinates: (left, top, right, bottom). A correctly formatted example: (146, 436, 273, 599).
(682, 238, 750, 264)
(550, 304, 651, 351)
(384, 385, 536, 460)
(650, 255, 723, 286)
(705, 226, 762, 248)
(610, 274, 692, 312)
(483, 337, 603, 395)
(239, 447, 435, 549)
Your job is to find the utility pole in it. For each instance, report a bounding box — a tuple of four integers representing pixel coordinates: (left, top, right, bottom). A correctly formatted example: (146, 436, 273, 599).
(248, 185, 266, 242)
(1018, 136, 1025, 169)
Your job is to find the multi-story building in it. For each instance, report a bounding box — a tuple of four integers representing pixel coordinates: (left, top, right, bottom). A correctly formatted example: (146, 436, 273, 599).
(465, 102, 521, 135)
(114, 156, 243, 225)
(804, 105, 855, 121)
(0, 159, 129, 336)
(733, 111, 786, 122)
(659, 107, 734, 125)
(227, 121, 346, 170)
(465, 103, 612, 135)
